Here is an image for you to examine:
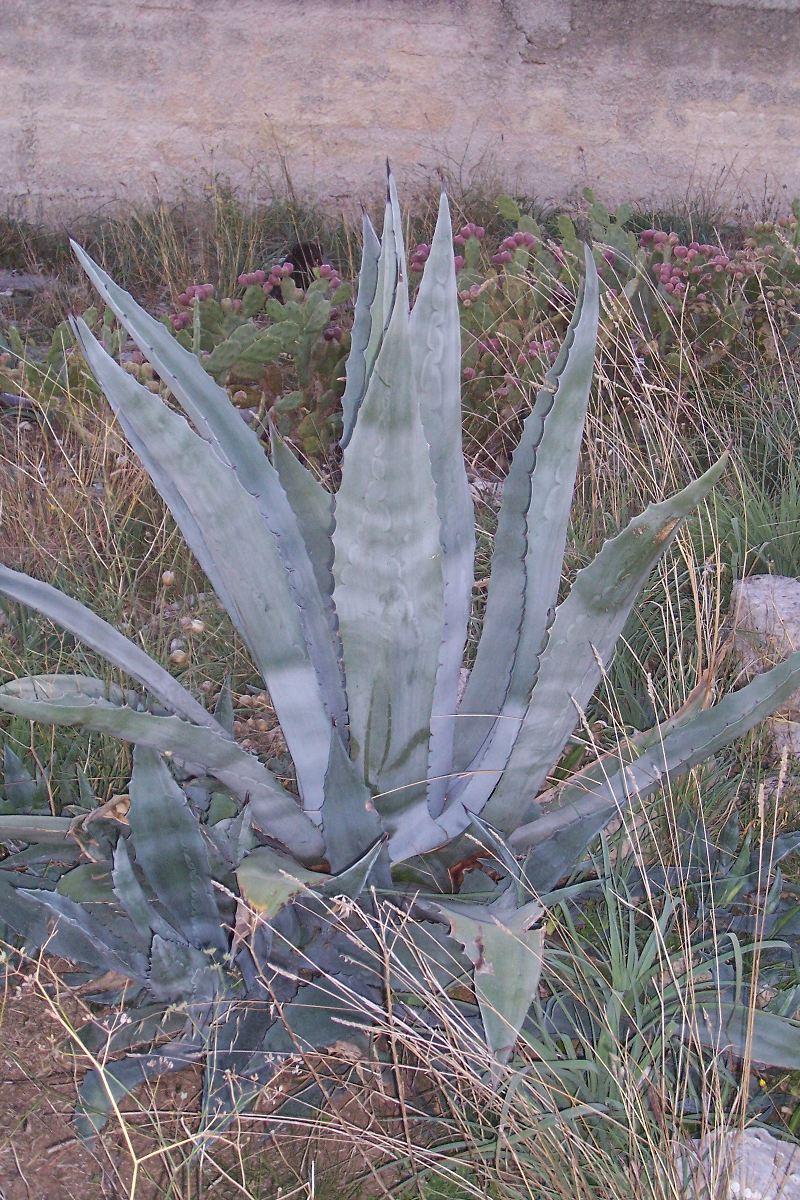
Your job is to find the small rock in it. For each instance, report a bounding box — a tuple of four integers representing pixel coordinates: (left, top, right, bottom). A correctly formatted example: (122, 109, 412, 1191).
(677, 1127, 800, 1199)
(731, 575, 800, 758)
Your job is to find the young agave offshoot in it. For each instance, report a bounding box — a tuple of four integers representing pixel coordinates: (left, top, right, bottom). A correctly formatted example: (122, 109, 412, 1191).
(2, 170, 800, 1133)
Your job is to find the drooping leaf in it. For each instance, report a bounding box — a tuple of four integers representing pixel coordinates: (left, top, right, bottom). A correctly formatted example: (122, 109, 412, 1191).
(74, 1038, 200, 1139)
(0, 675, 323, 862)
(237, 838, 384, 917)
(0, 813, 74, 844)
(508, 650, 800, 863)
(687, 998, 800, 1070)
(429, 888, 544, 1069)
(0, 565, 222, 732)
(16, 887, 148, 979)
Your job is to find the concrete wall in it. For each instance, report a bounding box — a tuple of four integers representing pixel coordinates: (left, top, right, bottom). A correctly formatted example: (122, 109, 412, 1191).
(3, 0, 800, 219)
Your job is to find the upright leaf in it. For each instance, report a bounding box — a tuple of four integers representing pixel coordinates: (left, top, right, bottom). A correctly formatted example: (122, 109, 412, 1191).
(410, 193, 475, 817)
(320, 733, 383, 873)
(340, 212, 381, 447)
(454, 249, 599, 787)
(72, 320, 335, 813)
(128, 747, 225, 952)
(72, 245, 347, 738)
(333, 293, 445, 858)
(479, 457, 726, 831)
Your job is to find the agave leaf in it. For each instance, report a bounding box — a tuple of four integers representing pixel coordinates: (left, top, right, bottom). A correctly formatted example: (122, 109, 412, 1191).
(333, 284, 445, 857)
(148, 933, 220, 1001)
(341, 211, 382, 447)
(74, 1037, 200, 1139)
(0, 813, 74, 844)
(213, 677, 235, 737)
(237, 847, 322, 917)
(320, 733, 383, 873)
(430, 888, 544, 1068)
(237, 838, 383, 917)
(268, 429, 343, 758)
(0, 871, 51, 945)
(0, 564, 222, 733)
(127, 747, 225, 952)
(508, 650, 800, 858)
(1, 744, 42, 811)
(73, 245, 347, 741)
(688, 998, 800, 1070)
(17, 887, 148, 979)
(410, 193, 476, 817)
(71, 319, 335, 814)
(479, 455, 727, 831)
(360, 174, 405, 415)
(520, 675, 715, 891)
(112, 838, 176, 943)
(204, 996, 276, 1120)
(454, 249, 599, 783)
(0, 675, 324, 862)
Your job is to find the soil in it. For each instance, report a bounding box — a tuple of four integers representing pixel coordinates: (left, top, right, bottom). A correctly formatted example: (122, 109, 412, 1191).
(0, 965, 203, 1200)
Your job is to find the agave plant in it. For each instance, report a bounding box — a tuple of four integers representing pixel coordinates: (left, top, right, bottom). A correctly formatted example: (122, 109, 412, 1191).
(2, 173, 800, 1133)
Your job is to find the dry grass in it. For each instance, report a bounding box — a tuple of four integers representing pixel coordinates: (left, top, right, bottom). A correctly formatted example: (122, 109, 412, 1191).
(0, 189, 799, 1198)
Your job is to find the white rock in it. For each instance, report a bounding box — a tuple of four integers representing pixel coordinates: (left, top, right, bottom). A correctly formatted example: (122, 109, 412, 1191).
(677, 1128, 800, 1199)
(731, 575, 800, 758)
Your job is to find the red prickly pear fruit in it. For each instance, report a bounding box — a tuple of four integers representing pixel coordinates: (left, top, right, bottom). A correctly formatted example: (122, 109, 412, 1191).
(462, 366, 477, 380)
(673, 246, 689, 259)
(454, 255, 466, 270)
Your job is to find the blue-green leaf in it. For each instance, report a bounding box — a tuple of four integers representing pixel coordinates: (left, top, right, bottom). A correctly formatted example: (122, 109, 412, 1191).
(71, 319, 335, 814)
(0, 675, 323, 862)
(128, 747, 224, 952)
(453, 249, 599, 804)
(333, 290, 445, 860)
(341, 212, 381, 447)
(410, 193, 475, 817)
